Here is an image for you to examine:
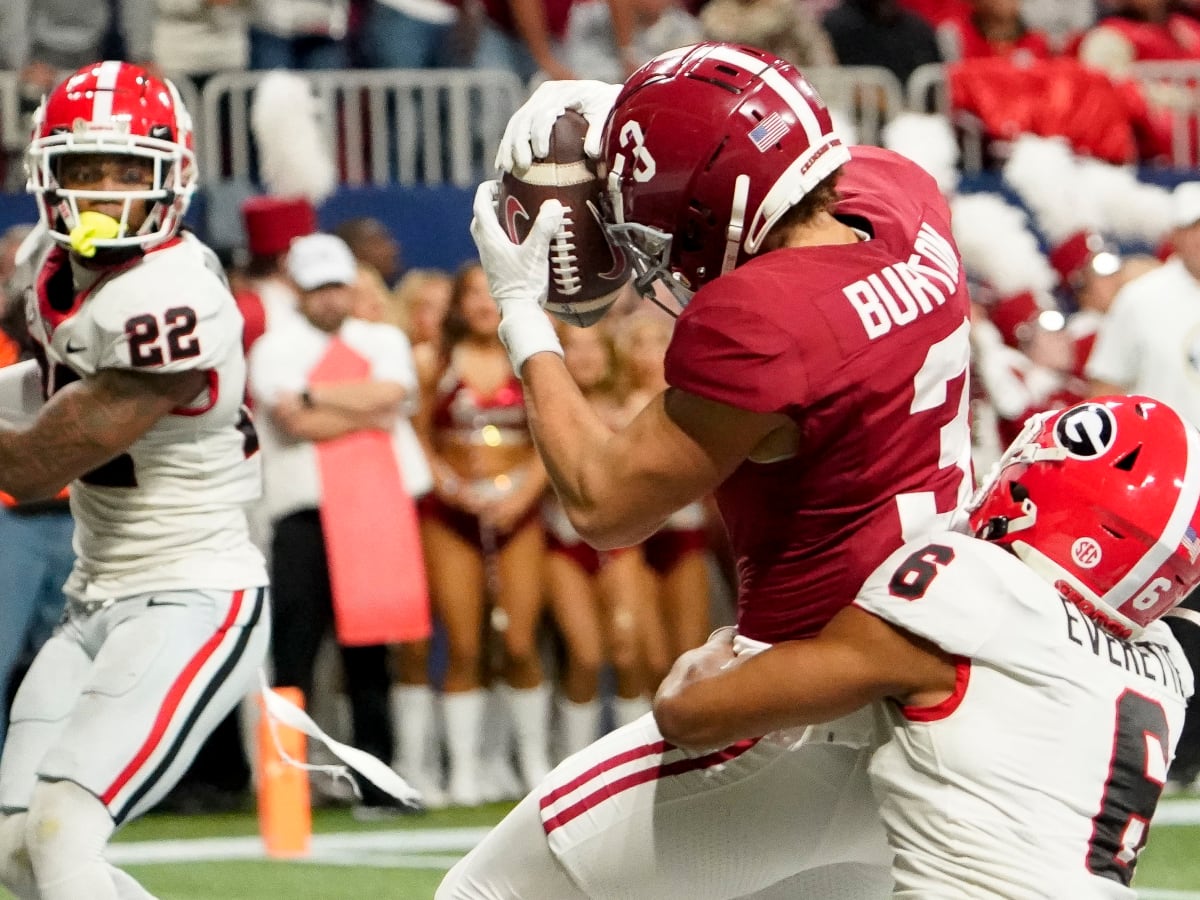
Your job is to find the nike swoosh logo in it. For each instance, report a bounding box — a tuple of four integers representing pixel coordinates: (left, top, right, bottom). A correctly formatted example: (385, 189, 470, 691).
(65, 340, 86, 353)
(146, 597, 186, 608)
(589, 199, 628, 282)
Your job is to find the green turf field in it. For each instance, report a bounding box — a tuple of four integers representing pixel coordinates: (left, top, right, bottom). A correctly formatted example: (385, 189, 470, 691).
(75, 798, 1199, 899)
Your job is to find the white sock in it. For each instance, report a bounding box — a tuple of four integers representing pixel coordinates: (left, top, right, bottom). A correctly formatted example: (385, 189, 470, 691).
(390, 684, 435, 776)
(442, 689, 486, 805)
(502, 684, 552, 789)
(558, 698, 599, 759)
(613, 695, 651, 729)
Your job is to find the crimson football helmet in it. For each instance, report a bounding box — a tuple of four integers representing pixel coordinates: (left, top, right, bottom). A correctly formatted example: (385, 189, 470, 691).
(27, 61, 197, 253)
(599, 42, 849, 305)
(969, 396, 1200, 638)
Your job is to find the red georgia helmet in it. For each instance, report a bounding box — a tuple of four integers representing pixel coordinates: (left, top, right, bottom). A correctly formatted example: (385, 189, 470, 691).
(599, 42, 849, 304)
(968, 396, 1200, 638)
(27, 60, 197, 253)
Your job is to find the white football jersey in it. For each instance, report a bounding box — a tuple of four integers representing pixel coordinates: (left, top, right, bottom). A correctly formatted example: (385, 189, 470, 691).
(856, 531, 1193, 899)
(26, 238, 267, 600)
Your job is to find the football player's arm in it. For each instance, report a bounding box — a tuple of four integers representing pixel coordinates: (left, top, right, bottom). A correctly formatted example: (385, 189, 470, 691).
(653, 605, 958, 751)
(0, 366, 207, 501)
(520, 351, 789, 548)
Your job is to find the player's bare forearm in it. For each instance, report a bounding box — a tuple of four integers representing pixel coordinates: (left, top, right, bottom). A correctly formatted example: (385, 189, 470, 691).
(522, 352, 782, 548)
(654, 607, 957, 751)
(308, 380, 406, 416)
(0, 367, 206, 501)
(520, 352, 669, 546)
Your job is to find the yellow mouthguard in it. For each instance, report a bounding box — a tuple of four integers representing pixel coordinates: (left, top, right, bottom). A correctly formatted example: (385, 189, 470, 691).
(68, 211, 122, 257)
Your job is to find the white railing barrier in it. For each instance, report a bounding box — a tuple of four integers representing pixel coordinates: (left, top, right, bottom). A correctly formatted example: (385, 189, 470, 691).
(199, 68, 526, 188)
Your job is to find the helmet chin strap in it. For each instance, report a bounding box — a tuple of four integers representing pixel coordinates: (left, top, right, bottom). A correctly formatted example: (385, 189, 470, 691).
(979, 496, 1037, 540)
(722, 175, 750, 276)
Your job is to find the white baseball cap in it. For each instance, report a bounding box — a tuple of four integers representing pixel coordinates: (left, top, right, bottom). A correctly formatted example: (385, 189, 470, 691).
(286, 233, 357, 290)
(1172, 182, 1200, 229)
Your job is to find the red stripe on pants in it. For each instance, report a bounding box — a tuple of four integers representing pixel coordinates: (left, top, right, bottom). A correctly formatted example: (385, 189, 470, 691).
(541, 738, 760, 834)
(101, 590, 245, 805)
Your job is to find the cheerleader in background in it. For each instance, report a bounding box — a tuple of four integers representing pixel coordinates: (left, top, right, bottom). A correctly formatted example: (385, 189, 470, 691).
(613, 312, 713, 686)
(544, 322, 658, 756)
(413, 263, 550, 807)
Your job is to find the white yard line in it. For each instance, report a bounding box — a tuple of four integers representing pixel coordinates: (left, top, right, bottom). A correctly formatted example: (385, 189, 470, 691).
(1152, 799, 1200, 825)
(107, 813, 1200, 896)
(107, 827, 491, 865)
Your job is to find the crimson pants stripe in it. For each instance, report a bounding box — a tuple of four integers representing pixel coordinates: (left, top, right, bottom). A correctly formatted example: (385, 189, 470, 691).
(104, 588, 265, 824)
(541, 737, 761, 835)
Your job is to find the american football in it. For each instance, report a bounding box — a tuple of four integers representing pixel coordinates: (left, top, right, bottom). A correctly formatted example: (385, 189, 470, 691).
(498, 110, 632, 328)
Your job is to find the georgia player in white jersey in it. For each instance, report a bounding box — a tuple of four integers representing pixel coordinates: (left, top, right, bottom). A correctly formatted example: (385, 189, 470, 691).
(0, 62, 268, 900)
(657, 396, 1200, 898)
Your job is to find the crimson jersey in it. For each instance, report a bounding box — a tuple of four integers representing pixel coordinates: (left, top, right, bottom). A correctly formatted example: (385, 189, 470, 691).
(665, 146, 973, 642)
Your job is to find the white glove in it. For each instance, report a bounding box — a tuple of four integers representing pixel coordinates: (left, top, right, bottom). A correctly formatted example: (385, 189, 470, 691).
(470, 180, 565, 376)
(495, 80, 623, 172)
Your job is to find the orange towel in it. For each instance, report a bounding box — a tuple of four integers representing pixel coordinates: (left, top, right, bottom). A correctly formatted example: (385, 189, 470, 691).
(309, 337, 430, 645)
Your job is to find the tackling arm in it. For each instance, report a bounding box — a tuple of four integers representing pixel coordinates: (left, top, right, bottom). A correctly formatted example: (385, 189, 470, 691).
(0, 366, 207, 501)
(520, 351, 789, 548)
(653, 606, 958, 751)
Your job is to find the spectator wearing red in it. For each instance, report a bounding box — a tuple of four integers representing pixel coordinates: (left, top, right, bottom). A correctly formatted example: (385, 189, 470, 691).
(937, 0, 1054, 61)
(1078, 0, 1200, 68)
(897, 0, 966, 25)
(1075, 0, 1200, 161)
(235, 196, 319, 357)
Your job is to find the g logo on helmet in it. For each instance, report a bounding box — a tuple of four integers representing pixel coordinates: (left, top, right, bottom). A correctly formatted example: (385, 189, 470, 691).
(1053, 404, 1117, 459)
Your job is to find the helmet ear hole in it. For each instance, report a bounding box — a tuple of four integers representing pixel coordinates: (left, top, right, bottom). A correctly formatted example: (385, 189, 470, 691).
(1113, 446, 1141, 471)
(1009, 481, 1029, 502)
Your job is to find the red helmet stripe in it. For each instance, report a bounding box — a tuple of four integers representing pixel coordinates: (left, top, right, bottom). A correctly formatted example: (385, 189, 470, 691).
(1104, 412, 1200, 608)
(90, 60, 124, 124)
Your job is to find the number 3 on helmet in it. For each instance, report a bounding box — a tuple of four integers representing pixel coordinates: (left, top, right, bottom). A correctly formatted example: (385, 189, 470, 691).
(969, 396, 1200, 638)
(599, 42, 849, 305)
(27, 60, 197, 253)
